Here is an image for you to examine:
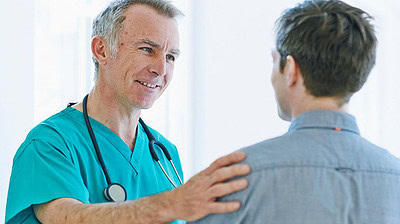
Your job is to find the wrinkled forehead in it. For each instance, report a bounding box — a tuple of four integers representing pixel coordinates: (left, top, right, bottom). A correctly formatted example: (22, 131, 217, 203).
(121, 4, 180, 47)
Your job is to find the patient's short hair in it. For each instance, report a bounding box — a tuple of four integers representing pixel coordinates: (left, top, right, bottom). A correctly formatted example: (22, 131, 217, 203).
(276, 0, 377, 104)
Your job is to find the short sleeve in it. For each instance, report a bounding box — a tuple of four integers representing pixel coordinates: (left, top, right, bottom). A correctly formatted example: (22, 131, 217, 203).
(5, 139, 89, 223)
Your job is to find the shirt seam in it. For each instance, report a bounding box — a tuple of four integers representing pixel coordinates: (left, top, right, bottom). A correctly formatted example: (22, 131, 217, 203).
(249, 164, 400, 176)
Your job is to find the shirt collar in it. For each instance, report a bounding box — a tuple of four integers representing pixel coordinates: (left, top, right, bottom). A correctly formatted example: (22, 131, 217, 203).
(289, 110, 360, 135)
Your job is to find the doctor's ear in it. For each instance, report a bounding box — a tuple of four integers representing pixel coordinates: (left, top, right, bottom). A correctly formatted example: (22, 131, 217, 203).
(283, 55, 299, 86)
(91, 36, 109, 66)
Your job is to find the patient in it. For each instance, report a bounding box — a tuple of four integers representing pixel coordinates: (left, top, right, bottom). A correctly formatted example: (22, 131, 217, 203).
(191, 0, 400, 223)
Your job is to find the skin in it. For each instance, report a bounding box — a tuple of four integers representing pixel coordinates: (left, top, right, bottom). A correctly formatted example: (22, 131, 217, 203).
(33, 4, 250, 223)
(270, 49, 348, 121)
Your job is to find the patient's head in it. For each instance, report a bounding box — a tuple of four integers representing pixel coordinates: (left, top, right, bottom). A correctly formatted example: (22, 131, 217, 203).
(275, 0, 377, 105)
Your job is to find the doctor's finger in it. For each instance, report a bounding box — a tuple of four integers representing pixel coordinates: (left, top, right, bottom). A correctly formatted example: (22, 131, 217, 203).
(207, 201, 242, 214)
(210, 164, 250, 183)
(203, 152, 246, 175)
(208, 178, 248, 198)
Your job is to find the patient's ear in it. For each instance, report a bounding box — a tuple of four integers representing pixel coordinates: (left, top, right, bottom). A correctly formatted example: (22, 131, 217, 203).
(283, 55, 299, 87)
(91, 36, 108, 66)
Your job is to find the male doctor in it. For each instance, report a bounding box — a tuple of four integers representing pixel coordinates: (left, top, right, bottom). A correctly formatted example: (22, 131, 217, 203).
(5, 0, 250, 223)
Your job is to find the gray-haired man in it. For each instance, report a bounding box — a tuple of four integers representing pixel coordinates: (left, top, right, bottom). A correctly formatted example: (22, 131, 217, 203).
(5, 1, 250, 223)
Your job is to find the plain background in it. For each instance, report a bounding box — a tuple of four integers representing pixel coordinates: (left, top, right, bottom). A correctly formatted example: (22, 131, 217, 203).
(1, 0, 400, 222)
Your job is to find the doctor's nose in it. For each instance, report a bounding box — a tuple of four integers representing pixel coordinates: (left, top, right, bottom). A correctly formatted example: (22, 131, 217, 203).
(150, 56, 167, 77)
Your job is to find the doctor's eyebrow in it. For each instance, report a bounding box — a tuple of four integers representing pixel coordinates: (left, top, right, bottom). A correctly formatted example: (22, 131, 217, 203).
(134, 38, 180, 57)
(135, 38, 160, 48)
(170, 49, 180, 57)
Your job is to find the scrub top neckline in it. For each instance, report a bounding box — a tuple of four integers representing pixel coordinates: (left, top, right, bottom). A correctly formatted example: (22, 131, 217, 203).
(62, 107, 147, 172)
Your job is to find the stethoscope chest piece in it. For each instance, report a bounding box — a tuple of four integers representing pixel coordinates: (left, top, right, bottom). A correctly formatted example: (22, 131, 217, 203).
(104, 183, 127, 202)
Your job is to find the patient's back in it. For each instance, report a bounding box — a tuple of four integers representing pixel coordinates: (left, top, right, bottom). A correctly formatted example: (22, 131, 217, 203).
(191, 111, 400, 224)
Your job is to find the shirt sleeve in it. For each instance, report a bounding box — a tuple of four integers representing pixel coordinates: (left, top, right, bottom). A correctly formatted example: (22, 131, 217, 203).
(5, 139, 89, 223)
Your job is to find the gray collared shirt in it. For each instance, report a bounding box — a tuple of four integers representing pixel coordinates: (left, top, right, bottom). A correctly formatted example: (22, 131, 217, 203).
(191, 110, 400, 224)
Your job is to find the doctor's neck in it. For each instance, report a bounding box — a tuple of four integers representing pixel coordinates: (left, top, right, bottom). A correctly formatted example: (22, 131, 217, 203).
(74, 85, 141, 151)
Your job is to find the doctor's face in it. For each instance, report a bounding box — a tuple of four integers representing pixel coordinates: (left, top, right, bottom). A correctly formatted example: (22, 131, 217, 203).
(271, 49, 291, 121)
(104, 5, 180, 109)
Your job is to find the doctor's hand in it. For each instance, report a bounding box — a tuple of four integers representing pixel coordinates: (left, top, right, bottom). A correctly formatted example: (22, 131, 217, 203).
(168, 151, 250, 222)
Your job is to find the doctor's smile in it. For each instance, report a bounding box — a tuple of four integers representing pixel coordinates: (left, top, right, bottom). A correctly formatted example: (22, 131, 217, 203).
(136, 80, 161, 89)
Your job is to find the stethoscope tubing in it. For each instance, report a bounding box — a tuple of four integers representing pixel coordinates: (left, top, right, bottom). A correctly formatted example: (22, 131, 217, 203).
(83, 95, 113, 186)
(139, 120, 183, 186)
(82, 94, 183, 202)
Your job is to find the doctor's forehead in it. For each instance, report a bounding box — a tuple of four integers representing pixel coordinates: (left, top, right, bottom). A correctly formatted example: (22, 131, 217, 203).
(122, 5, 178, 30)
(121, 6, 179, 41)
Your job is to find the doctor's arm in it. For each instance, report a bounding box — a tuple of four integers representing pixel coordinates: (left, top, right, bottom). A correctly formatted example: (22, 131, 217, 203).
(33, 152, 250, 223)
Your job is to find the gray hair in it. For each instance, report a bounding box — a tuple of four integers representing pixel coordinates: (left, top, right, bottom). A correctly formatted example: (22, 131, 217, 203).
(91, 0, 183, 79)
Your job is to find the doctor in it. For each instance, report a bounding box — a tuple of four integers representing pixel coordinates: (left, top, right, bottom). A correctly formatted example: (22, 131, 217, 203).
(5, 0, 250, 223)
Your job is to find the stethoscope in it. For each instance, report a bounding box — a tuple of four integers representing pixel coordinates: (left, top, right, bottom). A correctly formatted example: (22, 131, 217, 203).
(82, 94, 183, 202)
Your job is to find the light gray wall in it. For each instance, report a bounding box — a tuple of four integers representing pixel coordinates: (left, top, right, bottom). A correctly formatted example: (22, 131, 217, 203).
(0, 0, 35, 221)
(191, 0, 293, 172)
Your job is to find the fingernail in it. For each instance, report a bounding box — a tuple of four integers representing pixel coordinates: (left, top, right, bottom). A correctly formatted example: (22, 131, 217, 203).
(241, 165, 250, 172)
(234, 202, 241, 209)
(236, 151, 246, 158)
(240, 179, 248, 187)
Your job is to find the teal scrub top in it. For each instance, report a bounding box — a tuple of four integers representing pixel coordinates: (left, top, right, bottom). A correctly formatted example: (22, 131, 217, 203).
(6, 107, 184, 223)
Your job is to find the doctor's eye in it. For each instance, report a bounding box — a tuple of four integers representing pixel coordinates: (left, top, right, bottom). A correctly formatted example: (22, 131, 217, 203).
(166, 54, 175, 62)
(140, 47, 153, 53)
